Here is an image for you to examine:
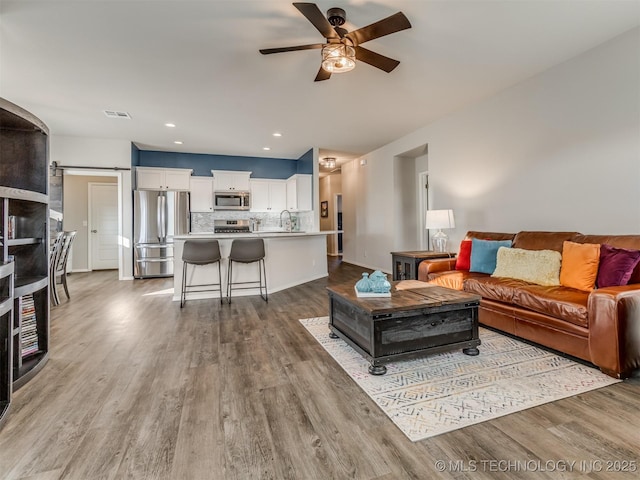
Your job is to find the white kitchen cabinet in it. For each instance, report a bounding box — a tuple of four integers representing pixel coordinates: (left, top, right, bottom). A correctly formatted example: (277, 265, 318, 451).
(190, 177, 214, 212)
(286, 174, 312, 211)
(270, 182, 287, 211)
(212, 170, 252, 191)
(250, 179, 287, 212)
(136, 167, 192, 191)
(250, 180, 270, 212)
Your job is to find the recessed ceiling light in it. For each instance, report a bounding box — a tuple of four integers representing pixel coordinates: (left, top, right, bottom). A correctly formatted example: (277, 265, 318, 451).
(165, 123, 176, 128)
(174, 141, 183, 145)
(272, 132, 282, 137)
(263, 147, 271, 151)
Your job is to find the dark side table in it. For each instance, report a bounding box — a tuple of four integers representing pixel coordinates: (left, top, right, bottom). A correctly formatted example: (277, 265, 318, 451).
(391, 250, 456, 281)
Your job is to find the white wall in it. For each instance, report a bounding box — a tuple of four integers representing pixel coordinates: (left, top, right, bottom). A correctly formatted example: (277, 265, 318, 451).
(50, 136, 134, 279)
(342, 27, 640, 272)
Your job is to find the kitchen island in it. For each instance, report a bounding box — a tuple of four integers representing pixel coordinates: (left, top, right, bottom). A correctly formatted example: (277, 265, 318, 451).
(173, 231, 333, 301)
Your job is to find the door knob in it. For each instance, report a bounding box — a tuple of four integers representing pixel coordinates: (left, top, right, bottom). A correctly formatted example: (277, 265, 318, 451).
(91, 230, 97, 233)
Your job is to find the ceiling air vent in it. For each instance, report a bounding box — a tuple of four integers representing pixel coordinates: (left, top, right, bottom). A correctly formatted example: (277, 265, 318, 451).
(103, 110, 131, 119)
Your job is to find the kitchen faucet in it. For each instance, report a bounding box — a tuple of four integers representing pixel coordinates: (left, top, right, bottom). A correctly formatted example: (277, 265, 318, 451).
(280, 209, 292, 232)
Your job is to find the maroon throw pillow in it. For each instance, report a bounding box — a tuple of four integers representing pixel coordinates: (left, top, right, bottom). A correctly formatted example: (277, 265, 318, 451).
(455, 240, 472, 271)
(596, 244, 640, 288)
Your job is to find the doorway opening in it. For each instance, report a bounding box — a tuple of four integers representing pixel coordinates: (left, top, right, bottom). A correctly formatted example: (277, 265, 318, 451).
(419, 171, 430, 250)
(62, 170, 123, 276)
(334, 193, 343, 255)
(392, 144, 428, 252)
(318, 169, 343, 257)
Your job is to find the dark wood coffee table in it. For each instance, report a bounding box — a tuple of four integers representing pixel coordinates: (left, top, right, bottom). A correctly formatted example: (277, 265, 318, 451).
(326, 282, 481, 375)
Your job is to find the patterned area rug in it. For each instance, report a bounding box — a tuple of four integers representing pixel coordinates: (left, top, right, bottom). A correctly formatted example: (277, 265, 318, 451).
(300, 317, 620, 442)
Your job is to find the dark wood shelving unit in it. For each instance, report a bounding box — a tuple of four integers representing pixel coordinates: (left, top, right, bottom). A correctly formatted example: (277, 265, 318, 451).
(7, 238, 43, 247)
(14, 276, 48, 297)
(0, 261, 14, 428)
(0, 97, 50, 429)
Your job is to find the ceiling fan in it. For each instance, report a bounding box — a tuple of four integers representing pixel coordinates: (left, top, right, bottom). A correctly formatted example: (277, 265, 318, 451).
(259, 2, 412, 81)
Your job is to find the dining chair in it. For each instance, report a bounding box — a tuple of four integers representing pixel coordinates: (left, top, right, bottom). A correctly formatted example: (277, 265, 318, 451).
(51, 231, 76, 305)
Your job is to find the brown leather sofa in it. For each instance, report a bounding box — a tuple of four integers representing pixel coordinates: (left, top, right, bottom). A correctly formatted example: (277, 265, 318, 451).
(418, 231, 640, 379)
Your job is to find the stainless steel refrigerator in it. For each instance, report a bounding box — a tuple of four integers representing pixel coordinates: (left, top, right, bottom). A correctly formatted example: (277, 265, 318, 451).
(133, 190, 190, 278)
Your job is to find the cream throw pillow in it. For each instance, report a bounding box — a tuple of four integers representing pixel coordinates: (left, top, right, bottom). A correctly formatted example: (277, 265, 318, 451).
(492, 247, 561, 286)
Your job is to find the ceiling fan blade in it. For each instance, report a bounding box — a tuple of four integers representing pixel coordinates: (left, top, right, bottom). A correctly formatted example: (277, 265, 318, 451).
(345, 12, 411, 45)
(355, 46, 400, 73)
(259, 43, 325, 55)
(293, 2, 340, 39)
(314, 67, 331, 82)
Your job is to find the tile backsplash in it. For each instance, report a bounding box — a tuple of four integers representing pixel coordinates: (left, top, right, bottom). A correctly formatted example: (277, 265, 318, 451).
(191, 211, 314, 233)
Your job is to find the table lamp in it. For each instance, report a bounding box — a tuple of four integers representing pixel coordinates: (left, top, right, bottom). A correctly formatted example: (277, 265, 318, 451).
(425, 209, 455, 253)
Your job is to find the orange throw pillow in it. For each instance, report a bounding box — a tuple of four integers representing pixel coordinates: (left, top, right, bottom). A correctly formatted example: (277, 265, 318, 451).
(560, 241, 601, 291)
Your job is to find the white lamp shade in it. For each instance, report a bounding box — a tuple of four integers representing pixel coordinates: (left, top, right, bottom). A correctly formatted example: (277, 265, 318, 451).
(425, 209, 455, 230)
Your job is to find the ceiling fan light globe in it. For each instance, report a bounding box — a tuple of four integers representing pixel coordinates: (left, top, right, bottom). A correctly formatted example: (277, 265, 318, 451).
(321, 44, 356, 73)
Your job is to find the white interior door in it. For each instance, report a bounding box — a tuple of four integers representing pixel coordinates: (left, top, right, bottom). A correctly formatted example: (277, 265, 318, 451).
(89, 183, 119, 270)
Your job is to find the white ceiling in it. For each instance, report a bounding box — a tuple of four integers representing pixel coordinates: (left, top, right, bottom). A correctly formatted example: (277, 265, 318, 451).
(1, 1, 639, 165)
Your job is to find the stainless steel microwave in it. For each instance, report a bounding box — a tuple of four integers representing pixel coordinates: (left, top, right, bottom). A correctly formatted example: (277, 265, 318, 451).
(214, 191, 250, 210)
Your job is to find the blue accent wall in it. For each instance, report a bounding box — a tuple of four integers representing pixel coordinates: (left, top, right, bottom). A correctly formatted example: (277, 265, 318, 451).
(136, 150, 313, 179)
(131, 143, 140, 166)
(296, 148, 314, 174)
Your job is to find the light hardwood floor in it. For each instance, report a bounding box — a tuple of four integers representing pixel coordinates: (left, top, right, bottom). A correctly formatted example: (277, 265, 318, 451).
(0, 258, 638, 479)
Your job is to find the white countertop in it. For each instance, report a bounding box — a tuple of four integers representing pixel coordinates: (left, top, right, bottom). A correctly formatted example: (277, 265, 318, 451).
(176, 230, 337, 240)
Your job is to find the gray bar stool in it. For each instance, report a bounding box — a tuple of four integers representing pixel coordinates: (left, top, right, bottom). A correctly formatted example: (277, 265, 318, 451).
(181, 239, 223, 307)
(227, 238, 267, 303)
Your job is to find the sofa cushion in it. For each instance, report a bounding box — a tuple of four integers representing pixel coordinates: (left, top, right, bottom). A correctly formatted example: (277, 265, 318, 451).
(464, 276, 532, 304)
(560, 241, 600, 291)
(512, 231, 579, 252)
(573, 234, 640, 251)
(427, 270, 486, 290)
(492, 247, 561, 286)
(469, 239, 512, 274)
(418, 258, 457, 281)
(513, 285, 589, 327)
(455, 240, 472, 270)
(596, 244, 640, 288)
(465, 231, 516, 242)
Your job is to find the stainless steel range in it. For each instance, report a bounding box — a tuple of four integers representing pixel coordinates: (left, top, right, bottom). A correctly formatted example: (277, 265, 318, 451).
(214, 219, 251, 234)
